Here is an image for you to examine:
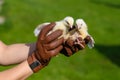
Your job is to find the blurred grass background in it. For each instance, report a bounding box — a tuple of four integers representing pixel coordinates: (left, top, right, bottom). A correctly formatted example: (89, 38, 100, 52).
(0, 0, 120, 80)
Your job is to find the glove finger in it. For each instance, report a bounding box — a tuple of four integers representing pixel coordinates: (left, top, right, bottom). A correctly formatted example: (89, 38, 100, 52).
(39, 23, 55, 40)
(44, 30, 63, 44)
(44, 37, 64, 51)
(84, 36, 91, 44)
(65, 38, 74, 47)
(65, 39, 78, 52)
(63, 46, 73, 56)
(48, 45, 63, 57)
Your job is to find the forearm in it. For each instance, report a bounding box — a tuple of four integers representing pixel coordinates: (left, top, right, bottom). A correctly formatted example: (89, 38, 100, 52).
(0, 60, 33, 80)
(0, 41, 36, 65)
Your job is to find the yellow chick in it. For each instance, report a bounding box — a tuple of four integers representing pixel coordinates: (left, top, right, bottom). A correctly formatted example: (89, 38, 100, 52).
(34, 16, 74, 40)
(75, 19, 95, 48)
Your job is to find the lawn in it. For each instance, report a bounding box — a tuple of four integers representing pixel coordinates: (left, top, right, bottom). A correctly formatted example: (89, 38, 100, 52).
(0, 0, 120, 80)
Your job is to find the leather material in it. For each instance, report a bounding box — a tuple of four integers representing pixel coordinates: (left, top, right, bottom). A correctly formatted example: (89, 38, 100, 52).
(27, 23, 64, 72)
(84, 36, 91, 44)
(27, 53, 43, 73)
(61, 37, 85, 57)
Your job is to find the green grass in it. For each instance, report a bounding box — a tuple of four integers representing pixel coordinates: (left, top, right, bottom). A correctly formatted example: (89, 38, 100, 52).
(0, 0, 120, 80)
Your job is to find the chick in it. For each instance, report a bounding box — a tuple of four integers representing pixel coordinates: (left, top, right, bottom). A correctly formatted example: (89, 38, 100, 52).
(34, 16, 74, 40)
(75, 19, 95, 48)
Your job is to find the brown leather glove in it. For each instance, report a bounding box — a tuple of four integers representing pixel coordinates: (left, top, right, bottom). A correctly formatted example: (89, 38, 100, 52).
(84, 35, 91, 44)
(27, 23, 64, 73)
(60, 37, 86, 57)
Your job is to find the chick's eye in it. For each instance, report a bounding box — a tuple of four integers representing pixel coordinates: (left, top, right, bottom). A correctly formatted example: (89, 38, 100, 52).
(81, 24, 83, 26)
(78, 26, 81, 29)
(65, 20, 70, 25)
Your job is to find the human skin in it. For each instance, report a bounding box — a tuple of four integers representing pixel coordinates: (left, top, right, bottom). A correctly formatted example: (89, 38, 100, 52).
(0, 41, 34, 80)
(0, 41, 36, 65)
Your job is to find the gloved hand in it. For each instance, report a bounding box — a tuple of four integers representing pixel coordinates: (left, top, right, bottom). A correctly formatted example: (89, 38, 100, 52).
(60, 37, 86, 57)
(84, 35, 91, 44)
(27, 23, 64, 73)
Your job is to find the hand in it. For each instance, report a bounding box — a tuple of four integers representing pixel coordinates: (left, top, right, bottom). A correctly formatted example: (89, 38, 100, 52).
(84, 35, 91, 44)
(60, 37, 86, 57)
(27, 23, 64, 72)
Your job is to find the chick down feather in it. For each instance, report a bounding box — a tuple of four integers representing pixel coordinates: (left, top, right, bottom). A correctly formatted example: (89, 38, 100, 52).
(75, 19, 95, 49)
(34, 16, 74, 40)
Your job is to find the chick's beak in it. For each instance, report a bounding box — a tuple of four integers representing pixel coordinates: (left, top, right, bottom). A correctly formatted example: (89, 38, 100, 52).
(68, 25, 76, 31)
(70, 25, 73, 28)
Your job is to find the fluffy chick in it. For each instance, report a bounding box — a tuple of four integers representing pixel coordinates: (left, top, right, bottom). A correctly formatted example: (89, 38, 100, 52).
(75, 19, 95, 48)
(34, 16, 74, 40)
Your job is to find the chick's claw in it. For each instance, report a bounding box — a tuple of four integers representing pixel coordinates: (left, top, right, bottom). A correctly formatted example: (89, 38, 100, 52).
(74, 37, 85, 49)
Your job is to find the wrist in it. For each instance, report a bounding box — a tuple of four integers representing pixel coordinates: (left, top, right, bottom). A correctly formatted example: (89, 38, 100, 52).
(27, 53, 44, 73)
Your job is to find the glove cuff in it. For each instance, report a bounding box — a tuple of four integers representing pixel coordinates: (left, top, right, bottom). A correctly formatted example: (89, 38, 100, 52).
(27, 53, 44, 73)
